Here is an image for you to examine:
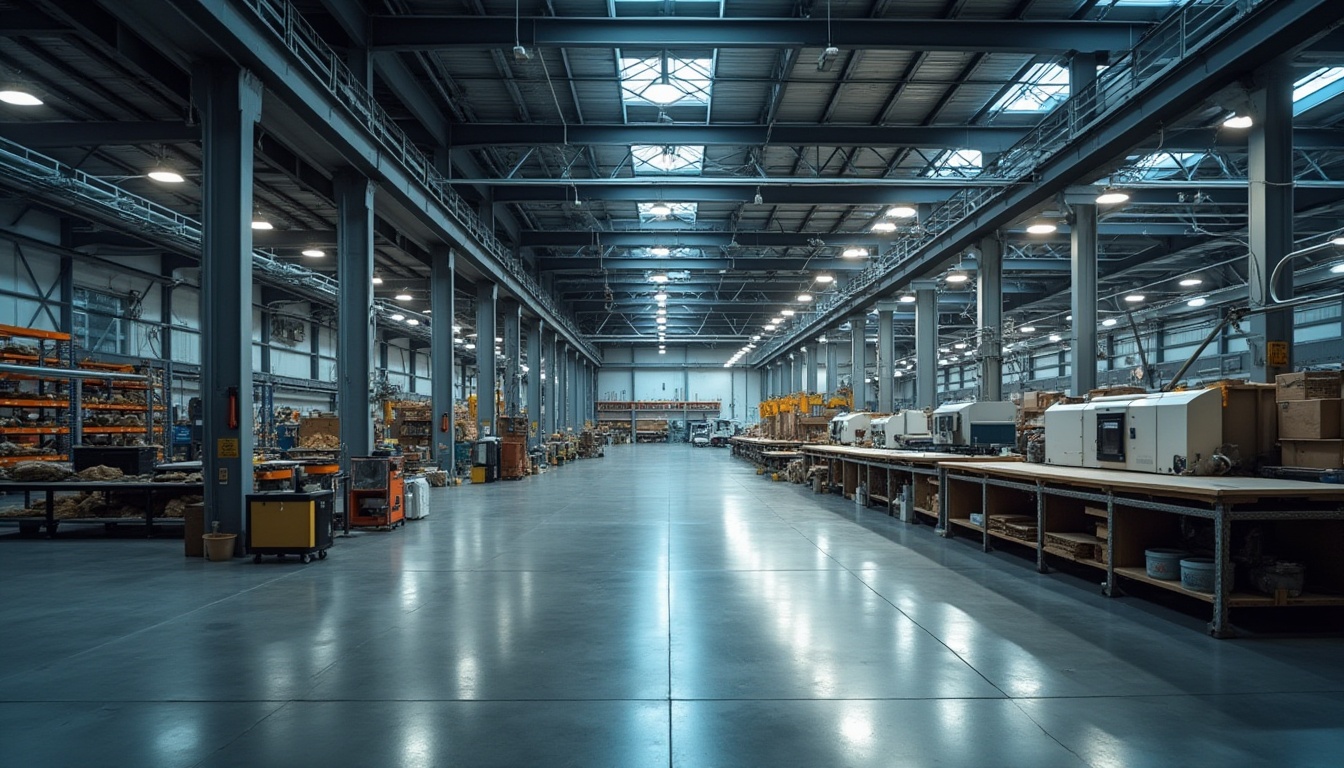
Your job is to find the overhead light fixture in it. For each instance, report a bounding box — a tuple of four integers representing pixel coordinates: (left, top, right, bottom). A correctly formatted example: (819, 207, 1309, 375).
(898, 294, 916, 303)
(753, 187, 764, 205)
(1222, 114, 1253, 129)
(406, 318, 420, 326)
(648, 203, 672, 217)
(465, 342, 476, 350)
(1095, 188, 1130, 205)
(0, 85, 43, 106)
(649, 273, 669, 283)
(372, 276, 384, 285)
(781, 309, 796, 317)
(886, 205, 917, 219)
(797, 293, 813, 302)
(764, 324, 776, 331)
(1179, 278, 1203, 287)
(814, 274, 835, 284)
(1026, 220, 1057, 234)
(1187, 297, 1208, 307)
(653, 291, 668, 301)
(1048, 334, 1062, 342)
(747, 343, 756, 349)
(1124, 293, 1145, 303)
(147, 164, 185, 183)
(395, 292, 414, 301)
(818, 336, 828, 344)
(452, 325, 461, 332)
(1329, 236, 1344, 246)
(953, 342, 967, 350)
(649, 246, 671, 256)
(871, 221, 898, 233)
(1019, 325, 1036, 333)
(842, 247, 868, 259)
(945, 272, 970, 284)
(771, 316, 784, 324)
(301, 249, 325, 258)
(894, 371, 903, 377)
(390, 313, 405, 321)
(251, 215, 273, 230)
(495, 337, 503, 343)
(656, 308, 667, 315)
(1101, 317, 1118, 327)
(424, 309, 432, 315)
(1330, 263, 1344, 274)
(658, 349, 667, 355)
(750, 335, 760, 341)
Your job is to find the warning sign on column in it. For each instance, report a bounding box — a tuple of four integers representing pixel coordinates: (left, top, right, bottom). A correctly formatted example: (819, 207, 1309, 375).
(217, 438, 240, 458)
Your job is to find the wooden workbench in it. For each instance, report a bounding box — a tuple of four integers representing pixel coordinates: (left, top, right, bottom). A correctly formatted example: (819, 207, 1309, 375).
(730, 436, 804, 465)
(937, 461, 1344, 637)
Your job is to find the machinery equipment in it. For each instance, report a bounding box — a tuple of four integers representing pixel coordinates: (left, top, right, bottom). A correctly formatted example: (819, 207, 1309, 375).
(472, 436, 501, 483)
(246, 489, 334, 563)
(690, 422, 711, 447)
(404, 476, 430, 520)
(709, 418, 738, 447)
(497, 417, 528, 480)
(868, 415, 895, 448)
(348, 455, 405, 528)
(828, 412, 872, 445)
(1046, 389, 1227, 475)
(931, 401, 1017, 451)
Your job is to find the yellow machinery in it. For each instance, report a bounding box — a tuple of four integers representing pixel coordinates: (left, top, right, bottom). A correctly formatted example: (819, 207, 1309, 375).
(246, 490, 334, 563)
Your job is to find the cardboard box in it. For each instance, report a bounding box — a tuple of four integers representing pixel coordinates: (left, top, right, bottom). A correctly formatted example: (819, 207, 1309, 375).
(1278, 399, 1343, 440)
(1280, 439, 1344, 469)
(1275, 371, 1341, 402)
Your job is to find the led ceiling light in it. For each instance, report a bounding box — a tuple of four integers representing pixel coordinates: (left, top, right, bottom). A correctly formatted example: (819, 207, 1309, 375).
(1179, 278, 1203, 287)
(771, 317, 784, 324)
(1124, 293, 1145, 303)
(751, 335, 761, 341)
(1331, 236, 1344, 246)
(656, 308, 667, 315)
(886, 205, 917, 218)
(842, 247, 869, 259)
(1048, 334, 1062, 342)
(301, 249, 325, 258)
(251, 215, 273, 230)
(1222, 114, 1253, 129)
(1019, 325, 1036, 333)
(1330, 263, 1344, 274)
(649, 246, 671, 256)
(764, 324, 776, 331)
(649, 273, 669, 283)
(870, 221, 898, 233)
(147, 164, 185, 183)
(658, 348, 667, 355)
(372, 276, 384, 285)
(390, 313, 405, 321)
(424, 309, 432, 314)
(494, 337, 503, 343)
(945, 272, 970, 284)
(797, 293, 813, 302)
(452, 325, 462, 332)
(395, 292, 414, 301)
(1095, 188, 1130, 205)
(781, 309, 796, 317)
(406, 318, 420, 326)
(1102, 317, 1118, 327)
(0, 86, 42, 106)
(953, 342, 967, 349)
(465, 342, 476, 350)
(814, 274, 835, 284)
(653, 291, 668, 301)
(1187, 297, 1208, 307)
(898, 294, 916, 303)
(1025, 220, 1057, 234)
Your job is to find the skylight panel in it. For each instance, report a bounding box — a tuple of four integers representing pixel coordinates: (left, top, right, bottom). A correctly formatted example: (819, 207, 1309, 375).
(631, 145, 705, 175)
(991, 63, 1071, 114)
(1293, 67, 1344, 114)
(620, 56, 713, 106)
(923, 149, 983, 179)
(1131, 151, 1205, 180)
(638, 202, 698, 224)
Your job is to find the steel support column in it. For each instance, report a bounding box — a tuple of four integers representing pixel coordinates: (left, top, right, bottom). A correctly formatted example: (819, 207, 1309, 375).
(877, 309, 894, 412)
(546, 330, 559, 437)
(475, 281, 498, 433)
(501, 299, 521, 416)
(850, 314, 868, 409)
(335, 171, 376, 463)
(527, 320, 543, 448)
(978, 235, 1004, 401)
(1248, 63, 1295, 381)
(566, 346, 578, 430)
(825, 340, 838, 395)
(431, 246, 456, 469)
(193, 62, 261, 548)
(804, 345, 818, 394)
(1071, 204, 1099, 396)
(790, 354, 802, 392)
(915, 281, 938, 409)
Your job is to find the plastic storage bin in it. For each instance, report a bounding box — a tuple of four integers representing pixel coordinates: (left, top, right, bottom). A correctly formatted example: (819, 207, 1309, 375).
(1144, 548, 1189, 581)
(1179, 557, 1216, 592)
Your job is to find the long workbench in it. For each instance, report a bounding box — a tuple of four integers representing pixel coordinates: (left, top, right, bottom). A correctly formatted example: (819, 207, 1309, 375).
(730, 436, 804, 465)
(939, 461, 1344, 637)
(0, 480, 205, 536)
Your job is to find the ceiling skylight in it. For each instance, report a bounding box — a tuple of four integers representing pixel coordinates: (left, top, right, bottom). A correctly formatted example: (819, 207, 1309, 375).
(620, 55, 713, 106)
(632, 145, 705, 175)
(1293, 67, 1344, 114)
(637, 202, 698, 223)
(991, 63, 1070, 114)
(1131, 151, 1205, 180)
(923, 149, 983, 179)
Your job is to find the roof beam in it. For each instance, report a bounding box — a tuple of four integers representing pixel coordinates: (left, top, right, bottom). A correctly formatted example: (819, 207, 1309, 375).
(494, 183, 964, 205)
(539, 257, 864, 272)
(520, 231, 883, 248)
(447, 123, 1029, 151)
(369, 17, 1150, 53)
(0, 121, 198, 148)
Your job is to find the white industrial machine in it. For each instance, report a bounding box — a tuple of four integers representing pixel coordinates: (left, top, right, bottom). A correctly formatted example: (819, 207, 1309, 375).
(709, 418, 738, 447)
(1044, 388, 1228, 475)
(931, 401, 1017, 450)
(829, 412, 873, 445)
(869, 415, 894, 448)
(690, 422, 712, 447)
(403, 476, 430, 520)
(870, 410, 934, 449)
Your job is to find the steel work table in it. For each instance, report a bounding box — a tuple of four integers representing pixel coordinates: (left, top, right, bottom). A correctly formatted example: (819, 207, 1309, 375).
(0, 480, 205, 536)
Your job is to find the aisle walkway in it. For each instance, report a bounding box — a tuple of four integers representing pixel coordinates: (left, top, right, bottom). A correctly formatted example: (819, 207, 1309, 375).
(2, 444, 1343, 766)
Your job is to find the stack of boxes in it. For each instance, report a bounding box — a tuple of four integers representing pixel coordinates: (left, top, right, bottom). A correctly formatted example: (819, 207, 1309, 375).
(1277, 371, 1344, 469)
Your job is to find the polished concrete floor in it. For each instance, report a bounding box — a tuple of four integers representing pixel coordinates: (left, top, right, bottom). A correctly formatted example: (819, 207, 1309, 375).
(2, 444, 1343, 766)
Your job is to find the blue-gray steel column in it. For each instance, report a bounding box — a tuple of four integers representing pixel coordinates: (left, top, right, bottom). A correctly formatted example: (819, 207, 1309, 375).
(1248, 63, 1295, 381)
(566, 346, 578, 430)
(1070, 52, 1100, 123)
(192, 62, 261, 546)
(915, 281, 938, 409)
(475, 282, 498, 433)
(431, 246, 455, 469)
(877, 308, 894, 412)
(526, 320, 543, 448)
(1070, 205, 1098, 396)
(501, 299, 521, 416)
(978, 235, 1004, 401)
(825, 339, 838, 395)
(335, 171, 376, 462)
(850, 313, 868, 409)
(547, 330, 559, 437)
(804, 345, 818, 394)
(557, 344, 569, 430)
(790, 353, 802, 392)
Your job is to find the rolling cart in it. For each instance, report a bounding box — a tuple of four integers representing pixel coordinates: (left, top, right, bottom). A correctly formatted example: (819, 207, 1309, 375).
(245, 490, 334, 563)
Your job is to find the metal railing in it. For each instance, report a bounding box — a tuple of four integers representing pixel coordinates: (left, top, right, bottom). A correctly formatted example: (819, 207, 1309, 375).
(240, 0, 599, 361)
(0, 136, 430, 341)
(754, 0, 1257, 362)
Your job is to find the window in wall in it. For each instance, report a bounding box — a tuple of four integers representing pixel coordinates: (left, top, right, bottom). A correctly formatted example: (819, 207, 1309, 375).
(923, 148, 983, 178)
(991, 63, 1071, 114)
(73, 287, 128, 355)
(631, 145, 705, 175)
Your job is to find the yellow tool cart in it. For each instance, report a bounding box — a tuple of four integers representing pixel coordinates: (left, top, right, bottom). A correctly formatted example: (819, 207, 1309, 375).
(245, 490, 334, 564)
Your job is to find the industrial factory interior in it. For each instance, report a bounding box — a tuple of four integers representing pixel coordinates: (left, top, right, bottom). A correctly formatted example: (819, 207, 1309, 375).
(2, 0, 1344, 765)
